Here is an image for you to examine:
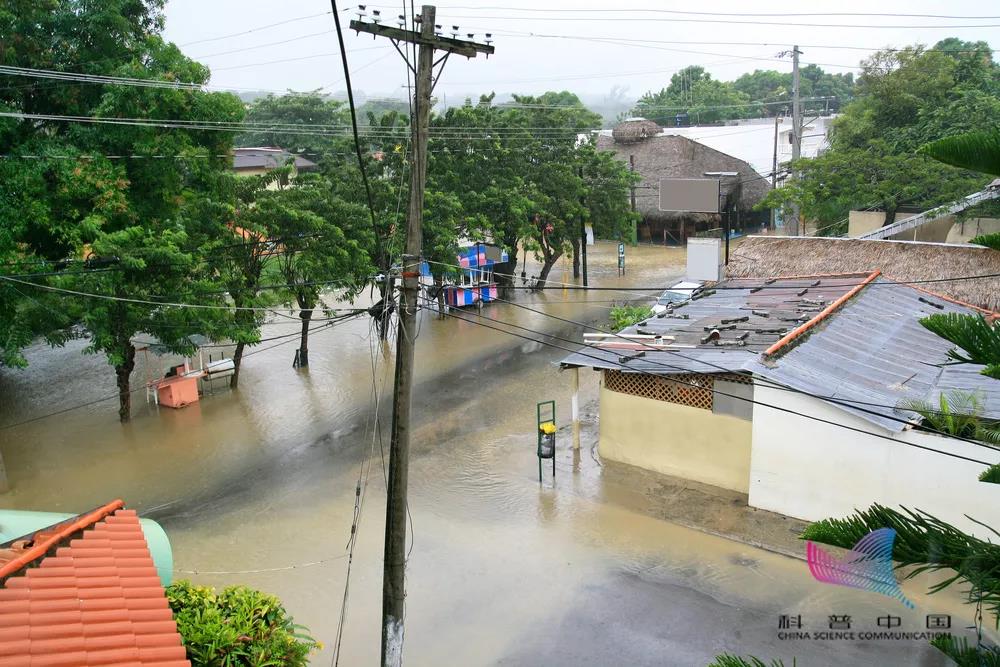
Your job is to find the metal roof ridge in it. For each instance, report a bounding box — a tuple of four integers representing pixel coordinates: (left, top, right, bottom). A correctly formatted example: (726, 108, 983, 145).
(762, 270, 881, 358)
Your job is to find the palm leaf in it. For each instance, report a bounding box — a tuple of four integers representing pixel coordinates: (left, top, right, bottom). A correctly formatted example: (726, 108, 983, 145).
(920, 131, 1000, 177)
(970, 232, 1000, 251)
(802, 505, 1000, 621)
(920, 313, 1000, 375)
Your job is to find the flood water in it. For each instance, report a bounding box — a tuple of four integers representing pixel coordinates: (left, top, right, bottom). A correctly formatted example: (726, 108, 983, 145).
(0, 242, 977, 665)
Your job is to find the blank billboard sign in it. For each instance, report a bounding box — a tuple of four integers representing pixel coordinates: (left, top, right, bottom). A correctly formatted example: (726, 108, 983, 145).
(658, 178, 720, 213)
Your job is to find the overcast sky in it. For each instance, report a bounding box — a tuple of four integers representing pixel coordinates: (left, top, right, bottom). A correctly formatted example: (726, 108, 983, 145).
(162, 0, 1000, 103)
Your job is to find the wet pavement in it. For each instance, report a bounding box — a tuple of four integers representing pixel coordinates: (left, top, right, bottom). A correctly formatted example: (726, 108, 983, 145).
(0, 242, 977, 665)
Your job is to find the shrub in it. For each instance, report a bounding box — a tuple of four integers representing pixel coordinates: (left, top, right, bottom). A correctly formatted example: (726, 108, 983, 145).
(166, 580, 320, 666)
(609, 304, 649, 332)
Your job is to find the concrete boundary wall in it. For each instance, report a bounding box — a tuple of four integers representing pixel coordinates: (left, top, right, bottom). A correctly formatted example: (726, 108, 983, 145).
(748, 384, 1000, 540)
(599, 385, 752, 493)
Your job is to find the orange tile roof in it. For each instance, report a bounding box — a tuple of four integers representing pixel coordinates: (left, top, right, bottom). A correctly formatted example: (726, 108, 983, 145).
(0, 506, 190, 667)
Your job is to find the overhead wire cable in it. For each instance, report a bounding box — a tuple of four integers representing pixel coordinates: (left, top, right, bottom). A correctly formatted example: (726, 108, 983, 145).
(178, 11, 336, 47)
(0, 312, 364, 431)
(416, 296, 996, 465)
(487, 293, 1000, 419)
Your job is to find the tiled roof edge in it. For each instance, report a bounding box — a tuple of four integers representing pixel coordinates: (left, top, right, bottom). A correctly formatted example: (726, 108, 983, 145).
(0, 499, 125, 581)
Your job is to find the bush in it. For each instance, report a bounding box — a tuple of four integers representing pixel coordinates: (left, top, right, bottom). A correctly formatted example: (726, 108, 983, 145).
(609, 304, 649, 332)
(166, 580, 320, 666)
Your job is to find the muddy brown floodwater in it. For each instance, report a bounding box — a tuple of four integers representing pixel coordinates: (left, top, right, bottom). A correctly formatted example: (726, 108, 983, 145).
(0, 242, 977, 665)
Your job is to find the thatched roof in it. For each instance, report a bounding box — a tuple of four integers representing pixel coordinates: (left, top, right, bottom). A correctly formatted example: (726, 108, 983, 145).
(595, 133, 770, 224)
(611, 118, 662, 144)
(728, 236, 1000, 311)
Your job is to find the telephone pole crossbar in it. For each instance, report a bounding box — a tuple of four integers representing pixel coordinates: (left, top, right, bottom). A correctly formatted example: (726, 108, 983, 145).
(349, 7, 493, 667)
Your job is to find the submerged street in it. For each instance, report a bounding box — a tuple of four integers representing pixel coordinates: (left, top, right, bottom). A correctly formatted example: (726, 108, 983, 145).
(0, 244, 973, 665)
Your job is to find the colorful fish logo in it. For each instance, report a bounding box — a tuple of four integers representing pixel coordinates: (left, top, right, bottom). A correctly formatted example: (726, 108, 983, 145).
(807, 527, 914, 608)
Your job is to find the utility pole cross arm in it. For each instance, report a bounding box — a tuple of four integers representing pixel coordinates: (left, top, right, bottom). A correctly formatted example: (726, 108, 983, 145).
(349, 21, 495, 58)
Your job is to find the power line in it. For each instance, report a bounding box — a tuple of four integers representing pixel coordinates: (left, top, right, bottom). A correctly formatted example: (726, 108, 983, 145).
(417, 296, 996, 466)
(0, 274, 369, 314)
(425, 6, 1000, 20)
(190, 30, 335, 59)
(426, 12, 1000, 29)
(0, 312, 364, 431)
(177, 11, 335, 47)
(486, 292, 1000, 422)
(424, 259, 1000, 293)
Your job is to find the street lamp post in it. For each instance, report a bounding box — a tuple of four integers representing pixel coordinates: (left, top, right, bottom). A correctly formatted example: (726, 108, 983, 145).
(704, 171, 739, 265)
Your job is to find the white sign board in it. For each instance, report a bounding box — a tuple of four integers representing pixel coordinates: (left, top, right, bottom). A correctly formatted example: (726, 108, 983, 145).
(659, 178, 721, 213)
(686, 237, 722, 282)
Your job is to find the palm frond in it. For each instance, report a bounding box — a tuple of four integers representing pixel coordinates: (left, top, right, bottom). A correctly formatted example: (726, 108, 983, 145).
(931, 635, 1000, 667)
(801, 504, 1000, 621)
(979, 464, 1000, 484)
(970, 232, 1000, 252)
(708, 656, 790, 667)
(920, 313, 1000, 375)
(920, 131, 1000, 177)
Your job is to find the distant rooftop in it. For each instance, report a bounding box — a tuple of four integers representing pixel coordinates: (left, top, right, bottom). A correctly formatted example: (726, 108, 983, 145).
(232, 147, 317, 171)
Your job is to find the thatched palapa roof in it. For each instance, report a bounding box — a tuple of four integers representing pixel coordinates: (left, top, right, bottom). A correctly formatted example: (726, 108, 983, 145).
(596, 127, 770, 225)
(728, 236, 1000, 311)
(611, 118, 661, 144)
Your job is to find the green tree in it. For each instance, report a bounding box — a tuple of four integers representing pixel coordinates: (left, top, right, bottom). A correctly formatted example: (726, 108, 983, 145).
(0, 0, 244, 420)
(761, 40, 997, 234)
(236, 92, 350, 160)
(266, 174, 373, 367)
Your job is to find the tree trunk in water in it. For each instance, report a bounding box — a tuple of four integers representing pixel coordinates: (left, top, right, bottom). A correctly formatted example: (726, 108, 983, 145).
(115, 344, 136, 423)
(535, 252, 562, 290)
(230, 341, 246, 389)
(434, 274, 446, 319)
(882, 206, 897, 228)
(570, 236, 580, 279)
(297, 309, 312, 367)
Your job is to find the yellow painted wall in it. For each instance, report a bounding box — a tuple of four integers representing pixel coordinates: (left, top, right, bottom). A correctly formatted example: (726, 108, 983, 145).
(599, 385, 752, 493)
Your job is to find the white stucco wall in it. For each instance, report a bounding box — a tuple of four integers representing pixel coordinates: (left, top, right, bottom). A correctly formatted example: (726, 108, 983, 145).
(748, 384, 1000, 540)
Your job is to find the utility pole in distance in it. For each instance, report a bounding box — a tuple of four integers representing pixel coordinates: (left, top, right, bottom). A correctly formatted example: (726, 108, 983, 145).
(788, 45, 802, 236)
(579, 165, 588, 287)
(771, 114, 779, 231)
(350, 8, 493, 667)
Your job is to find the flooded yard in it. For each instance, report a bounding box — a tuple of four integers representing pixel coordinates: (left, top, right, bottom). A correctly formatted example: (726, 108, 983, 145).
(0, 242, 973, 665)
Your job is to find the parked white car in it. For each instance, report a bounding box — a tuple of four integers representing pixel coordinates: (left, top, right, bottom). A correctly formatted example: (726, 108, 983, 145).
(651, 280, 704, 314)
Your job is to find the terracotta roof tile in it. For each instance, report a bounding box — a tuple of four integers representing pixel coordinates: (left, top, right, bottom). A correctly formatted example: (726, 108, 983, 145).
(0, 507, 190, 666)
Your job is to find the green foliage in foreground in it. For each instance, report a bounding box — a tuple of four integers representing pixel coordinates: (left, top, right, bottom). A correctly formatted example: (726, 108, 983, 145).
(708, 655, 791, 667)
(166, 580, 319, 666)
(971, 232, 1000, 251)
(901, 390, 1000, 444)
(920, 313, 1000, 380)
(801, 504, 1000, 621)
(609, 305, 649, 332)
(931, 634, 1000, 666)
(980, 464, 1000, 484)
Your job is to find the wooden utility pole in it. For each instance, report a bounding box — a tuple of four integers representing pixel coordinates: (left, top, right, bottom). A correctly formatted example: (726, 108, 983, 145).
(579, 165, 588, 287)
(771, 114, 779, 231)
(350, 8, 493, 666)
(629, 154, 638, 245)
(788, 45, 803, 236)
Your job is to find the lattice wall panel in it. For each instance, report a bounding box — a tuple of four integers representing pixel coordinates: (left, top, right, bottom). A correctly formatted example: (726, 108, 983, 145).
(604, 370, 714, 410)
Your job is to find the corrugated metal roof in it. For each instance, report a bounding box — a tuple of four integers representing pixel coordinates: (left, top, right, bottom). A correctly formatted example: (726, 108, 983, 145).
(560, 275, 999, 432)
(744, 278, 982, 431)
(934, 364, 1000, 421)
